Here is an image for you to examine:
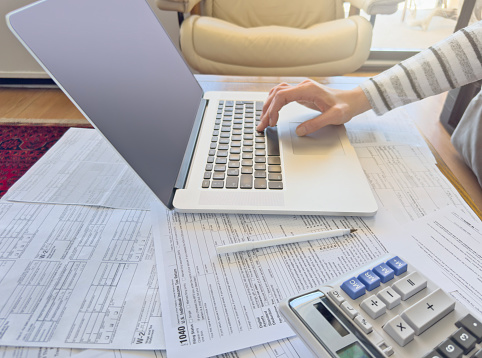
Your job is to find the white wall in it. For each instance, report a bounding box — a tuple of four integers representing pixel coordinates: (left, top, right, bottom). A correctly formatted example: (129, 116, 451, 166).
(0, 0, 181, 78)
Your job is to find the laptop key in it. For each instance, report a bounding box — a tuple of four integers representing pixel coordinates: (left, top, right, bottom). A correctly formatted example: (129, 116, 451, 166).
(266, 127, 280, 156)
(211, 180, 224, 188)
(269, 182, 283, 190)
(226, 177, 239, 189)
(202, 179, 210, 188)
(254, 178, 267, 189)
(227, 168, 239, 176)
(267, 157, 281, 165)
(254, 170, 266, 178)
(268, 173, 282, 181)
(268, 165, 282, 173)
(240, 175, 253, 189)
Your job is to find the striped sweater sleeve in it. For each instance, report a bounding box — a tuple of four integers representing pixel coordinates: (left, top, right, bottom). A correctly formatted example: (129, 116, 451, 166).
(360, 20, 482, 115)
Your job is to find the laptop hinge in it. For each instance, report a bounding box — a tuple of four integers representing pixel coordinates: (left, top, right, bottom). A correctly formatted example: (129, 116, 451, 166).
(173, 98, 208, 196)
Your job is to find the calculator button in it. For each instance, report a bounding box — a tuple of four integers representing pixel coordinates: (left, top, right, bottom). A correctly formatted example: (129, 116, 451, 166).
(382, 346, 394, 357)
(450, 327, 477, 354)
(354, 315, 373, 334)
(386, 256, 408, 275)
(456, 314, 482, 343)
(401, 288, 455, 335)
(391, 271, 427, 300)
(341, 277, 366, 300)
(327, 289, 345, 305)
(340, 301, 358, 319)
(377, 287, 401, 310)
(383, 315, 415, 346)
(436, 338, 464, 358)
(372, 263, 395, 283)
(360, 295, 386, 319)
(357, 270, 381, 291)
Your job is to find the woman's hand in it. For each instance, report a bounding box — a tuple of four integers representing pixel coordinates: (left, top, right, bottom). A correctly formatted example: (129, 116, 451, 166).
(256, 79, 372, 136)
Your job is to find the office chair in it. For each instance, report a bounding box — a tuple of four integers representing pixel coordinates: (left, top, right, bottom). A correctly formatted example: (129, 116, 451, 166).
(156, 0, 402, 76)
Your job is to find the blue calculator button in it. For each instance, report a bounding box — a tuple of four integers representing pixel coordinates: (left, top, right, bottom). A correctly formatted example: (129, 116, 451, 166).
(341, 277, 366, 299)
(357, 270, 381, 290)
(386, 256, 408, 275)
(372, 263, 395, 283)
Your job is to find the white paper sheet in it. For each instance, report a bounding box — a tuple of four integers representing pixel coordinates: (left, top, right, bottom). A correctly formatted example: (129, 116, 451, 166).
(0, 202, 164, 350)
(151, 204, 398, 358)
(2, 129, 155, 210)
(384, 205, 482, 320)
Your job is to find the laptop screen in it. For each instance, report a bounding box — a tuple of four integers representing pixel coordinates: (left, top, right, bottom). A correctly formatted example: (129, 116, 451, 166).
(8, 0, 204, 207)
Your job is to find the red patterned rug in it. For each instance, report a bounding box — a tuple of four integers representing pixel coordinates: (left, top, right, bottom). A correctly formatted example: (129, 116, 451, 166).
(0, 125, 68, 198)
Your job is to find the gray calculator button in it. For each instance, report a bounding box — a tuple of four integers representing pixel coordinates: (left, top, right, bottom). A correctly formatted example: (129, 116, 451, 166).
(340, 301, 358, 319)
(354, 315, 373, 334)
(456, 314, 482, 342)
(436, 338, 463, 358)
(383, 315, 415, 346)
(202, 179, 210, 188)
(391, 271, 427, 300)
(360, 295, 386, 319)
(377, 287, 401, 310)
(451, 327, 477, 354)
(401, 288, 455, 335)
(327, 289, 345, 305)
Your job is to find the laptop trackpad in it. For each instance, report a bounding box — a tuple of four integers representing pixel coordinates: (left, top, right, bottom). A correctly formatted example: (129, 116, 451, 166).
(289, 123, 346, 156)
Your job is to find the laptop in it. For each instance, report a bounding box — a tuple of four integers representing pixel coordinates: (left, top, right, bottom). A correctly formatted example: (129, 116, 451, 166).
(6, 0, 378, 216)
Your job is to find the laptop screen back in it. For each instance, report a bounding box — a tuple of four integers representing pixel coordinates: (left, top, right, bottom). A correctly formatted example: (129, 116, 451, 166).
(7, 0, 204, 207)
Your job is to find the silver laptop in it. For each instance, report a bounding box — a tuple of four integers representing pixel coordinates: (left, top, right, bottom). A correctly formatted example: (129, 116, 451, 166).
(6, 0, 378, 216)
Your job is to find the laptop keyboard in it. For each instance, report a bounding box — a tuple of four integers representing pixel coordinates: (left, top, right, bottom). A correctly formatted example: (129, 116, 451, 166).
(202, 100, 283, 190)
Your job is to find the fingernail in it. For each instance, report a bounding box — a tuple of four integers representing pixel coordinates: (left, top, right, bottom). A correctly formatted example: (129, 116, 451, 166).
(296, 126, 306, 136)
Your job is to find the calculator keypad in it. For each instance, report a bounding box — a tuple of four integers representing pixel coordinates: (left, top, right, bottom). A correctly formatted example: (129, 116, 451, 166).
(328, 256, 481, 357)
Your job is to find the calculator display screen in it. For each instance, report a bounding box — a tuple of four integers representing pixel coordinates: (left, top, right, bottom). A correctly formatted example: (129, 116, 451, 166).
(336, 342, 371, 358)
(313, 302, 349, 337)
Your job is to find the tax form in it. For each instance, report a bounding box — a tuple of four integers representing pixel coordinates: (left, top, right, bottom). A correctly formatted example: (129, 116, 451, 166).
(0, 202, 164, 350)
(151, 205, 397, 358)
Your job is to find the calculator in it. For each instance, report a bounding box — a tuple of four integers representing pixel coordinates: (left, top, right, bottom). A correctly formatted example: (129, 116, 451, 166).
(279, 254, 482, 358)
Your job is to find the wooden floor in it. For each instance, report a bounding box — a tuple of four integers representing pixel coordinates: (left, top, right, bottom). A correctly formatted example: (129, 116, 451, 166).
(1, 74, 481, 218)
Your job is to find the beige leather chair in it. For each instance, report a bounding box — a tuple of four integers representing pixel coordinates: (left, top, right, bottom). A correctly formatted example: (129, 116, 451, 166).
(156, 0, 401, 76)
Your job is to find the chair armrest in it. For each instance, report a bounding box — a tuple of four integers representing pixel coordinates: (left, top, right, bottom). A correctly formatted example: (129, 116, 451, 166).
(348, 0, 403, 15)
(156, 0, 202, 13)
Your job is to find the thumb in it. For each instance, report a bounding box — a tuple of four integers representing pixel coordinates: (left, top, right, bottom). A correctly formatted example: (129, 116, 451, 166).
(295, 108, 339, 136)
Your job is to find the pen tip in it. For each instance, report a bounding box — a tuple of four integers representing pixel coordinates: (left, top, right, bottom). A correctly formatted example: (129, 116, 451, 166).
(350, 228, 357, 233)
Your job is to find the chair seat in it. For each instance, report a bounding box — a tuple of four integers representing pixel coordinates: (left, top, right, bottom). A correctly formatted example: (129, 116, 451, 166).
(180, 15, 372, 76)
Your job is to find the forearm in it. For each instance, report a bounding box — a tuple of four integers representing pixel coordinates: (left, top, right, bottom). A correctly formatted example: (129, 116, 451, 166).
(361, 20, 482, 115)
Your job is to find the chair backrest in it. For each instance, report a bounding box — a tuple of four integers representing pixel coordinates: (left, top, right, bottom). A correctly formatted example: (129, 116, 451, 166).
(201, 0, 346, 28)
